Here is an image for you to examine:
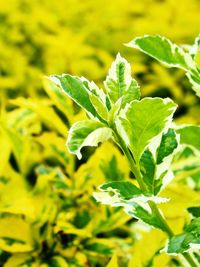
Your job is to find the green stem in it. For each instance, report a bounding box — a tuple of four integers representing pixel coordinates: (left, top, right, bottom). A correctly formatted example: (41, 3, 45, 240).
(114, 132, 198, 267)
(113, 131, 147, 191)
(148, 200, 174, 237)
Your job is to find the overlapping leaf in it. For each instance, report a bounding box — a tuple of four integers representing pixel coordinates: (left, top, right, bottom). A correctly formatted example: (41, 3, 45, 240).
(94, 181, 168, 231)
(116, 97, 177, 162)
(128, 34, 200, 97)
(67, 120, 112, 159)
(166, 218, 200, 254)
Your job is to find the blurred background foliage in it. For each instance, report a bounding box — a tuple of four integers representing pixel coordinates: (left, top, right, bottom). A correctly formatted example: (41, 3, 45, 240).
(0, 0, 200, 266)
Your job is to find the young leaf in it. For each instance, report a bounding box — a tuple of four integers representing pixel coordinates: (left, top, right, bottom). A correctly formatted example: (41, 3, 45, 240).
(81, 78, 109, 121)
(117, 98, 177, 162)
(49, 74, 97, 118)
(166, 218, 200, 254)
(67, 120, 112, 159)
(104, 53, 140, 104)
(127, 35, 194, 70)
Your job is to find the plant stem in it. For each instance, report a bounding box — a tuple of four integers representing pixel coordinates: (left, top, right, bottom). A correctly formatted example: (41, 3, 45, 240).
(148, 200, 174, 237)
(113, 132, 147, 191)
(114, 133, 199, 267)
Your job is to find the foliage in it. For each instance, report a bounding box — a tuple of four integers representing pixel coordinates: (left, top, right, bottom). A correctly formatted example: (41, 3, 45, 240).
(0, 81, 134, 266)
(1, 0, 200, 123)
(0, 1, 200, 266)
(49, 46, 200, 266)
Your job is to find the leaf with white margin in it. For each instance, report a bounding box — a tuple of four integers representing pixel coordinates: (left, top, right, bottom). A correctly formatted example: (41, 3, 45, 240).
(186, 73, 200, 98)
(93, 181, 169, 231)
(156, 128, 178, 164)
(139, 128, 178, 195)
(176, 125, 200, 152)
(104, 53, 140, 104)
(81, 78, 108, 121)
(153, 129, 179, 194)
(49, 74, 97, 118)
(192, 35, 200, 69)
(127, 35, 195, 70)
(116, 98, 177, 162)
(67, 120, 112, 159)
(154, 128, 179, 193)
(139, 149, 155, 192)
(166, 218, 200, 254)
(127, 35, 200, 97)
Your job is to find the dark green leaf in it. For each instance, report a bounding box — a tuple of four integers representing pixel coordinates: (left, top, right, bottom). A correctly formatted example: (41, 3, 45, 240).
(156, 128, 178, 164)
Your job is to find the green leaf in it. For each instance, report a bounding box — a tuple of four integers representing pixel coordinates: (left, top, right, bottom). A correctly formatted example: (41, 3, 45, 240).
(49, 74, 97, 117)
(186, 73, 200, 97)
(177, 125, 200, 151)
(127, 35, 193, 70)
(167, 218, 200, 254)
(121, 79, 141, 109)
(187, 206, 200, 218)
(104, 53, 140, 104)
(128, 35, 200, 97)
(139, 129, 178, 195)
(67, 120, 112, 159)
(127, 204, 164, 231)
(117, 98, 177, 162)
(81, 78, 108, 121)
(156, 128, 178, 164)
(93, 181, 169, 231)
(140, 149, 155, 192)
(100, 181, 142, 199)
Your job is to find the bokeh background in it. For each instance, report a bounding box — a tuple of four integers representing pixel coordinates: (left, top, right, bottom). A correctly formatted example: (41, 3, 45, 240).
(0, 0, 200, 266)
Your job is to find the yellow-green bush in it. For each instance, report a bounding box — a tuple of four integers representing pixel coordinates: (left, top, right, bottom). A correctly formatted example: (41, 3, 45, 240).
(0, 0, 200, 266)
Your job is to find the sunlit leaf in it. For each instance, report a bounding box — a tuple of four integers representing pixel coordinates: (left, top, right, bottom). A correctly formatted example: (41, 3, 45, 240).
(128, 35, 194, 70)
(94, 181, 168, 230)
(104, 53, 140, 104)
(49, 74, 97, 118)
(166, 218, 200, 254)
(117, 98, 176, 162)
(67, 120, 112, 159)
